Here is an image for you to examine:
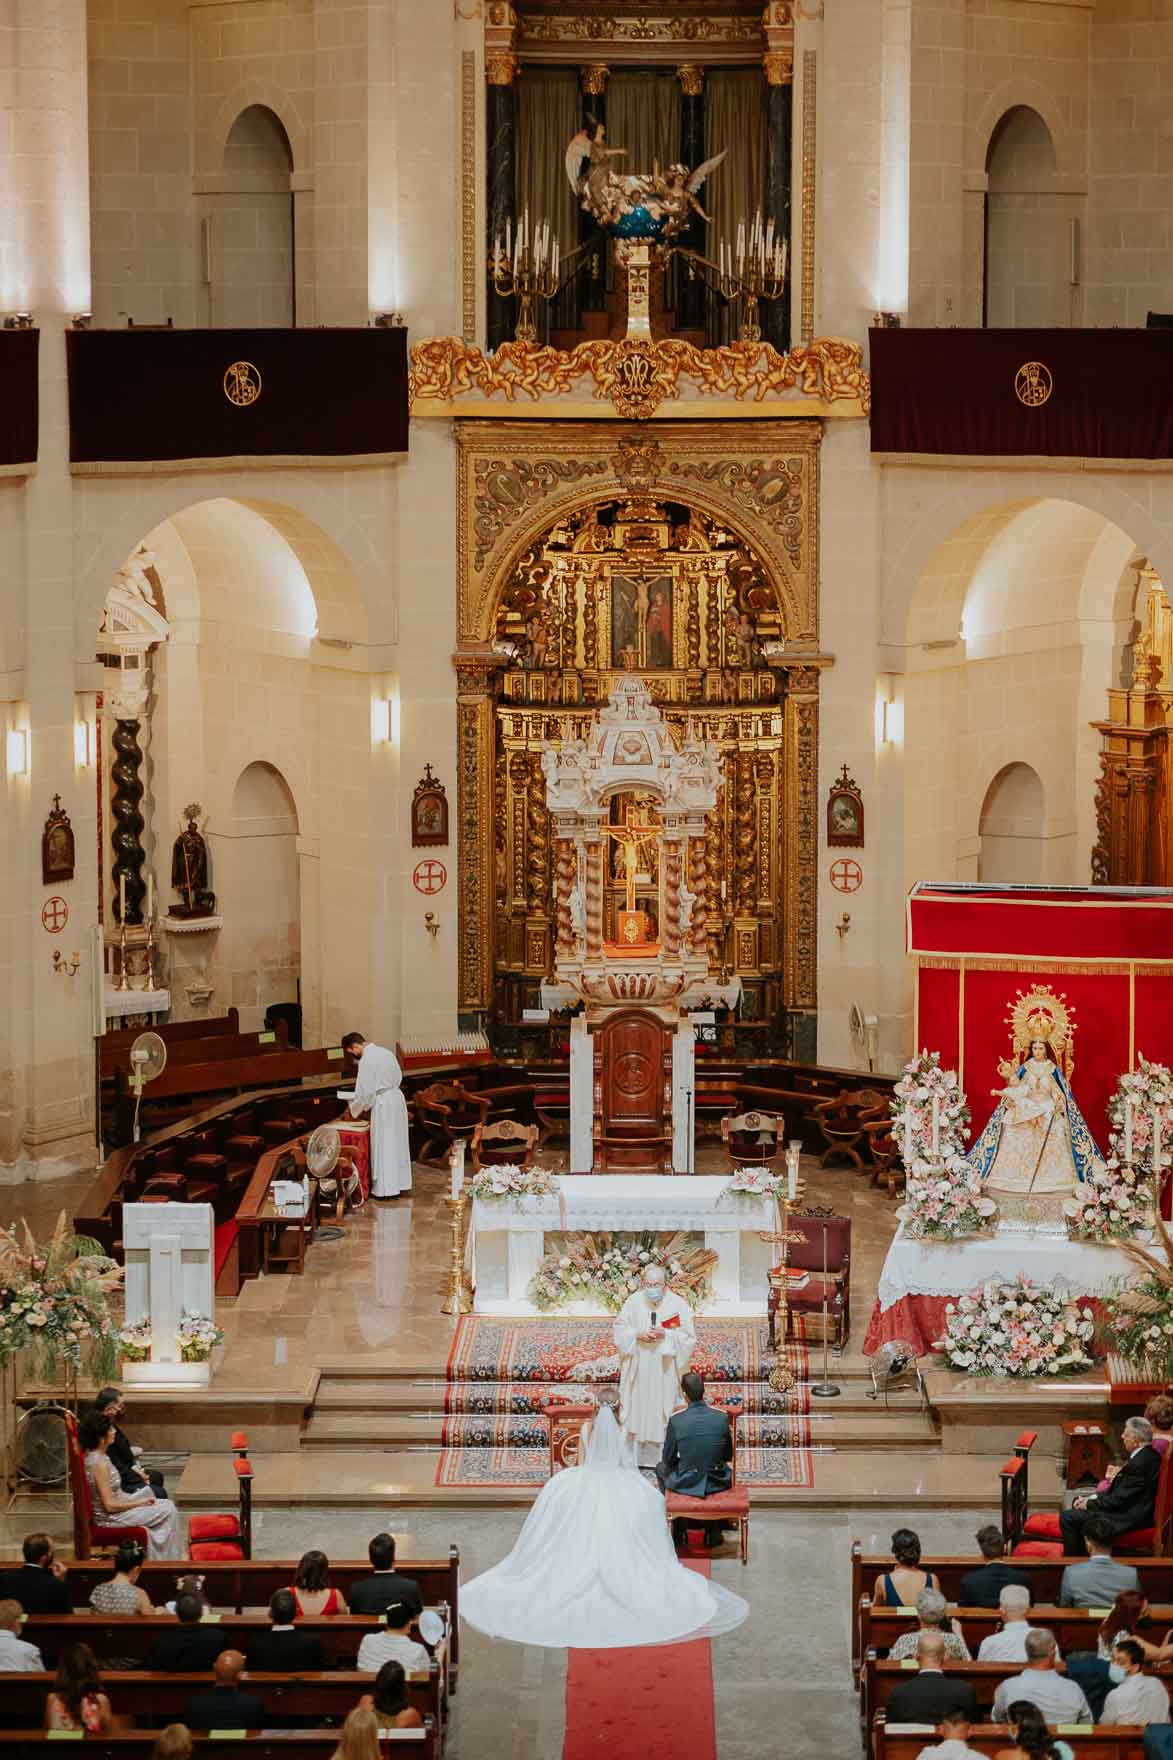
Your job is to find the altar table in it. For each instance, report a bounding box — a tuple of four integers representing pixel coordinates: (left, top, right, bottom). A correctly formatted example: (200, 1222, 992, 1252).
(469, 1175, 776, 1316)
(865, 1223, 1137, 1356)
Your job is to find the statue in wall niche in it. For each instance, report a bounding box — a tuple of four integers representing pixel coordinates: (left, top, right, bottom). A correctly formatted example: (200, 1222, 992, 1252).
(170, 802, 217, 918)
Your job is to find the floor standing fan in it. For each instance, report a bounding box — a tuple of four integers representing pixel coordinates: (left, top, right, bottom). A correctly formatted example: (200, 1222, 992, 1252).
(304, 1124, 358, 1239)
(128, 1031, 167, 1142)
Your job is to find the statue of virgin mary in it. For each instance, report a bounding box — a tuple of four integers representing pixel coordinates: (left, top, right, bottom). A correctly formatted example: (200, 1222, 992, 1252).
(970, 988, 1105, 1217)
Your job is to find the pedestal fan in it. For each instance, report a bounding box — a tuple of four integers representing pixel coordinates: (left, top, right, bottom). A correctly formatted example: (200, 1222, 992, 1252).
(128, 1031, 167, 1142)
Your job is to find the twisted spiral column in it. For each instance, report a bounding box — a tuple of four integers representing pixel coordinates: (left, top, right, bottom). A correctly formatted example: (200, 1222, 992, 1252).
(110, 718, 146, 924)
(688, 834, 708, 955)
(663, 840, 683, 959)
(555, 837, 576, 954)
(584, 837, 604, 959)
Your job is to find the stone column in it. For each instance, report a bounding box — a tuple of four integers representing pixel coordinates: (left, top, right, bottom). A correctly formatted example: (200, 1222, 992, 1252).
(485, 52, 518, 352)
(763, 52, 793, 351)
(579, 65, 608, 314)
(108, 693, 148, 926)
(675, 66, 705, 333)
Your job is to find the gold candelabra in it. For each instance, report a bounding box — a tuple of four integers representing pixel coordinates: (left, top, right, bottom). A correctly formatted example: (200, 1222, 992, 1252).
(441, 1142, 475, 1316)
(490, 211, 562, 345)
(115, 919, 129, 991)
(677, 208, 787, 344)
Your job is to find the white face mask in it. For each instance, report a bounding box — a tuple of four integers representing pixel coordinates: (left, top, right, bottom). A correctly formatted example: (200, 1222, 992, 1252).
(1108, 1662, 1128, 1684)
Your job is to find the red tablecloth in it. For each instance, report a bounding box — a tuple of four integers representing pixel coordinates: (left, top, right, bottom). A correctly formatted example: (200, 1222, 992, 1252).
(337, 1119, 370, 1201)
(864, 1294, 953, 1357)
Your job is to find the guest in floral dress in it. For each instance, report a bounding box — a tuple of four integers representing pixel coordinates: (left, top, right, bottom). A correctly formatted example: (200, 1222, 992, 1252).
(90, 1541, 159, 1616)
(79, 1411, 181, 1560)
(887, 1588, 973, 1662)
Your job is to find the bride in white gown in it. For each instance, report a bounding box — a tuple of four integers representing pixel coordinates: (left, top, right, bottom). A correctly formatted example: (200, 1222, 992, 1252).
(459, 1405, 748, 1649)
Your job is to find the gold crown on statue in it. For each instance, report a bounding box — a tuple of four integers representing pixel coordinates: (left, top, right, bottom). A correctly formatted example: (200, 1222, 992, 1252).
(1005, 984, 1076, 1078)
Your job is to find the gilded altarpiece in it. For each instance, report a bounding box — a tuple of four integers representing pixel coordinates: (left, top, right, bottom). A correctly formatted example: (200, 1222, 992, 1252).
(454, 420, 827, 1054)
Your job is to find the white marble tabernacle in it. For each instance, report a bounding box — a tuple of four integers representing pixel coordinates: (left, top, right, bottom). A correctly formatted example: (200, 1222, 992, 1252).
(469, 1175, 776, 1316)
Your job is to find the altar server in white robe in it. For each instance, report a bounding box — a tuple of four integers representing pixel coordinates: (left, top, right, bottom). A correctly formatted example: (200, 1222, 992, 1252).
(342, 1032, 412, 1198)
(613, 1263, 695, 1454)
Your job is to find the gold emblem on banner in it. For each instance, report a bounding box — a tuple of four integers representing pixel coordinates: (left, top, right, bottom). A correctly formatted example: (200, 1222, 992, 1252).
(223, 360, 262, 406)
(1014, 360, 1053, 408)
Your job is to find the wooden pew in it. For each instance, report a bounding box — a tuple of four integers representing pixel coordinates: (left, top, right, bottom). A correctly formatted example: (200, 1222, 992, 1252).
(873, 1716, 1146, 1760)
(0, 1669, 443, 1737)
(861, 1599, 1173, 1664)
(0, 1734, 434, 1760)
(5, 1552, 462, 1686)
(115, 1045, 349, 1140)
(101, 1018, 273, 1083)
(850, 1542, 1173, 1678)
(100, 1011, 239, 1065)
(862, 1654, 1173, 1735)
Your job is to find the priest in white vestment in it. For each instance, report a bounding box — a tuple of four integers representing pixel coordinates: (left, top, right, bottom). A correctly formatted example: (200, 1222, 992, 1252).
(342, 1032, 412, 1198)
(613, 1263, 696, 1452)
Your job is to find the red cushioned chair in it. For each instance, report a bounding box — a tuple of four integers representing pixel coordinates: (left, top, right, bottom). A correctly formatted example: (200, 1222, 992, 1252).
(664, 1405, 749, 1566)
(773, 1209, 851, 1352)
(65, 1411, 149, 1561)
(1007, 1430, 1173, 1558)
(189, 1431, 253, 1562)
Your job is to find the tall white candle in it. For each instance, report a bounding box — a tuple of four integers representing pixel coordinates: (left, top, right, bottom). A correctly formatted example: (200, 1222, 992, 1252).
(786, 1151, 798, 1202)
(119, 870, 126, 921)
(450, 1152, 462, 1202)
(930, 1096, 941, 1156)
(1124, 1098, 1134, 1165)
(146, 871, 154, 920)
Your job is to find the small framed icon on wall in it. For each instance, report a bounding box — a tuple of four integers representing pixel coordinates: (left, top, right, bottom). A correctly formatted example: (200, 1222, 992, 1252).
(411, 764, 449, 848)
(826, 763, 864, 848)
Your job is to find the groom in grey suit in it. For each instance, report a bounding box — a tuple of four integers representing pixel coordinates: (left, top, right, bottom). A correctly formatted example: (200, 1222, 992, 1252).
(656, 1372, 733, 1545)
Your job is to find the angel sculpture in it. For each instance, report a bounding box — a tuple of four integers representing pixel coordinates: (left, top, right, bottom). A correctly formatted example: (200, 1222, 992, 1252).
(565, 121, 725, 240)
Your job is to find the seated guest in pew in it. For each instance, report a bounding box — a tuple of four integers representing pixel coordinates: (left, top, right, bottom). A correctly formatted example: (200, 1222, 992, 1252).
(994, 1701, 1074, 1760)
(245, 1589, 327, 1672)
(79, 1408, 182, 1561)
(90, 1540, 159, 1616)
(977, 1585, 1044, 1664)
(331, 1705, 383, 1760)
(356, 1600, 430, 1676)
(359, 1660, 425, 1732)
(991, 1629, 1093, 1726)
(958, 1525, 1035, 1610)
(0, 1597, 43, 1670)
(887, 1587, 972, 1661)
(914, 1709, 990, 1760)
(884, 1631, 977, 1724)
(347, 1533, 423, 1620)
(1061, 1589, 1150, 1721)
(186, 1648, 264, 1733)
(145, 1590, 230, 1671)
(93, 1387, 165, 1495)
(1060, 1416, 1162, 1556)
(1101, 1635, 1172, 1726)
(289, 1549, 348, 1616)
(0, 1532, 72, 1614)
(873, 1529, 942, 1609)
(1058, 1513, 1142, 1607)
(1094, 1398, 1173, 1498)
(45, 1643, 113, 1735)
(152, 1727, 193, 1760)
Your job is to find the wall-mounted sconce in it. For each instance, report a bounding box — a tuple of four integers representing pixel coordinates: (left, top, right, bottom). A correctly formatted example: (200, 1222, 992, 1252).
(72, 313, 92, 330)
(836, 912, 851, 940)
(371, 691, 400, 746)
(373, 311, 405, 329)
(875, 674, 903, 748)
(871, 311, 902, 329)
(52, 949, 81, 976)
(74, 718, 95, 768)
(3, 312, 32, 330)
(424, 911, 439, 940)
(6, 728, 29, 776)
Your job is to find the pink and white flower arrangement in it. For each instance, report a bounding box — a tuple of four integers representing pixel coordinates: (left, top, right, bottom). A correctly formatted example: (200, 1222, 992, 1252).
(935, 1275, 1096, 1377)
(720, 1166, 785, 1202)
(177, 1312, 223, 1362)
(1107, 1056, 1173, 1178)
(898, 1154, 997, 1240)
(528, 1231, 716, 1314)
(469, 1164, 559, 1203)
(0, 1214, 121, 1380)
(892, 1050, 972, 1166)
(1064, 1158, 1153, 1242)
(117, 1319, 152, 1363)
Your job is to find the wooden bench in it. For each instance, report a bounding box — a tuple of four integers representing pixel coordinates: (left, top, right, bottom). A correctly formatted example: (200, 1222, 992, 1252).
(873, 1716, 1147, 1760)
(863, 1654, 1173, 1735)
(860, 1598, 1173, 1666)
(0, 1735, 433, 1760)
(850, 1540, 1173, 1679)
(101, 1022, 283, 1086)
(8, 1551, 461, 1686)
(115, 1045, 349, 1142)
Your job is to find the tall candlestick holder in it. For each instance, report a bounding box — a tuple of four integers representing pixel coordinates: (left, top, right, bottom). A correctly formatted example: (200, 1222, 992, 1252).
(490, 211, 561, 345)
(760, 1173, 809, 1393)
(675, 210, 787, 344)
(115, 920, 129, 991)
(145, 914, 157, 993)
(441, 1142, 475, 1316)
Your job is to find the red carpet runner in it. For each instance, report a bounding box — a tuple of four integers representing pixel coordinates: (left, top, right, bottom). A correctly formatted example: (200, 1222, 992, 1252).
(561, 1561, 717, 1760)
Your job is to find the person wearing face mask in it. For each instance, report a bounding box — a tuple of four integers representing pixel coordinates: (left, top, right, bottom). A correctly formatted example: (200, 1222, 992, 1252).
(613, 1262, 696, 1461)
(1100, 1637, 1171, 1726)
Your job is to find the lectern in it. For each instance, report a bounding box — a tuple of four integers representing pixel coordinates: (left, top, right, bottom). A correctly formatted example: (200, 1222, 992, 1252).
(122, 1202, 215, 1387)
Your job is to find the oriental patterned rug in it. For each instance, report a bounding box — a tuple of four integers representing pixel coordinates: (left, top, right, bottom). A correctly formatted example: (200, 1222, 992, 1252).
(434, 1315, 814, 1489)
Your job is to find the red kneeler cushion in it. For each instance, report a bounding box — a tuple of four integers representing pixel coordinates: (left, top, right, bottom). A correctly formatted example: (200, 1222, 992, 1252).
(1117, 1527, 1155, 1552)
(665, 1489, 749, 1517)
(1022, 1511, 1063, 1539)
(1012, 1541, 1063, 1558)
(190, 1541, 244, 1561)
(189, 1514, 241, 1541)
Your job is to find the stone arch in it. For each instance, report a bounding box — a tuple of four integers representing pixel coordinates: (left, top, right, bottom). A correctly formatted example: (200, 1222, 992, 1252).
(217, 105, 295, 327)
(213, 758, 303, 1033)
(208, 81, 309, 179)
(969, 81, 1077, 183)
(978, 761, 1046, 883)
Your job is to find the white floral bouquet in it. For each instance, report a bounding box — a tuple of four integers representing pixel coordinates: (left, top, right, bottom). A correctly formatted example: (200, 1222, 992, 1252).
(898, 1154, 997, 1239)
(469, 1164, 559, 1203)
(1107, 1055, 1173, 1177)
(0, 1215, 122, 1381)
(177, 1312, 223, 1362)
(117, 1319, 153, 1363)
(891, 1050, 972, 1166)
(720, 1165, 785, 1202)
(1064, 1158, 1153, 1242)
(935, 1275, 1096, 1377)
(528, 1231, 716, 1314)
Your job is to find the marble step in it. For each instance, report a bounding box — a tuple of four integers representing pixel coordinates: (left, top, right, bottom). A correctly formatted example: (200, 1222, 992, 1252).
(310, 1382, 927, 1417)
(300, 1407, 938, 1450)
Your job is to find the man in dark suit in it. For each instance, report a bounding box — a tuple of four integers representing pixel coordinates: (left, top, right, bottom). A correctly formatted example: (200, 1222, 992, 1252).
(656, 1372, 733, 1546)
(957, 1523, 1034, 1608)
(146, 1592, 231, 1672)
(186, 1650, 263, 1732)
(94, 1387, 164, 1494)
(0, 1533, 72, 1614)
(886, 1632, 978, 1724)
(347, 1532, 423, 1618)
(245, 1590, 327, 1672)
(1060, 1417, 1163, 1555)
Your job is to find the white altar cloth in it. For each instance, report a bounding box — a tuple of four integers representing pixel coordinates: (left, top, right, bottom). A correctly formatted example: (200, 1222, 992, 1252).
(470, 1175, 775, 1316)
(876, 1223, 1137, 1314)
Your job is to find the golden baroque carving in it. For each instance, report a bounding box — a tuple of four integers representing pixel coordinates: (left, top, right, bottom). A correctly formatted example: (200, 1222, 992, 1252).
(580, 62, 609, 94)
(800, 50, 817, 343)
(485, 50, 519, 83)
(471, 454, 611, 571)
(461, 53, 477, 343)
(763, 49, 793, 85)
(410, 334, 869, 417)
(524, 15, 761, 44)
(676, 63, 704, 96)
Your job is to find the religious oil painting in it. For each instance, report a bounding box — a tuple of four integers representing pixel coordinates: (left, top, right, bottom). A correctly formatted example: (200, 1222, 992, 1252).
(609, 575, 674, 669)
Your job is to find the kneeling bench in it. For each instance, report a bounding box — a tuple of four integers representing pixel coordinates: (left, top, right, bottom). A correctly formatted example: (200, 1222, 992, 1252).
(664, 1406, 749, 1566)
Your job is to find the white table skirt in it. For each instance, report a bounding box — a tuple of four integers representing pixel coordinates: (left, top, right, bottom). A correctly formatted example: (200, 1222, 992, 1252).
(876, 1224, 1138, 1314)
(470, 1175, 776, 1316)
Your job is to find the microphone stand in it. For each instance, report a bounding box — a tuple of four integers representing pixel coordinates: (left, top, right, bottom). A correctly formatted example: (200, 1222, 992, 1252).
(810, 1216, 841, 1399)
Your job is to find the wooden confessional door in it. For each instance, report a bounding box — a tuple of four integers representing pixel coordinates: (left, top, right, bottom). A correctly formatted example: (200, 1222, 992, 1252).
(595, 1011, 671, 1171)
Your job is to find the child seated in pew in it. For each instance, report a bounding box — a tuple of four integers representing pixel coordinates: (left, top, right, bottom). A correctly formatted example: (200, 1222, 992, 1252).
(45, 1643, 113, 1735)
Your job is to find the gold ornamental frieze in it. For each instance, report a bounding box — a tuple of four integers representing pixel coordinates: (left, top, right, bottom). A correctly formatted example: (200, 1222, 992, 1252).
(409, 334, 869, 421)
